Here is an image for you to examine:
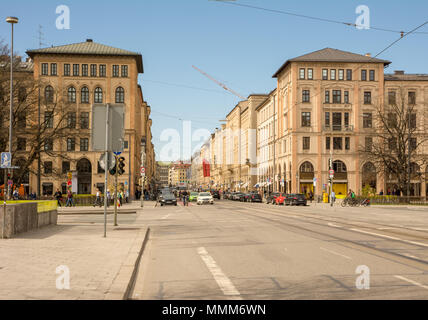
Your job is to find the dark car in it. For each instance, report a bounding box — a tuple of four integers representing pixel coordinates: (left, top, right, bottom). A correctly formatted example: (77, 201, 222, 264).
(284, 194, 307, 206)
(239, 193, 250, 202)
(249, 193, 262, 203)
(266, 192, 281, 204)
(232, 193, 244, 201)
(159, 192, 177, 206)
(211, 190, 220, 200)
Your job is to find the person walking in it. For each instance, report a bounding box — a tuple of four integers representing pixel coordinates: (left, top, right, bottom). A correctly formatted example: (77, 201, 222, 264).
(106, 189, 111, 208)
(65, 190, 74, 207)
(331, 190, 336, 205)
(54, 189, 63, 207)
(93, 189, 102, 207)
(182, 190, 188, 206)
(125, 189, 129, 203)
(118, 191, 123, 206)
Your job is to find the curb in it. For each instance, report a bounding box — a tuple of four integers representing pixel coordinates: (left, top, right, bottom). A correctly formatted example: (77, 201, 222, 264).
(58, 210, 137, 215)
(104, 227, 151, 300)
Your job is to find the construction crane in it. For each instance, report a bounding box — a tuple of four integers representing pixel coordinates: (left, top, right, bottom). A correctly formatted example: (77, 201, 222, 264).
(192, 65, 247, 101)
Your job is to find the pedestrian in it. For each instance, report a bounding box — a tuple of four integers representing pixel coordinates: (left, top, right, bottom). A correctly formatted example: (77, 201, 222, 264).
(379, 190, 384, 196)
(54, 189, 63, 207)
(119, 191, 123, 206)
(182, 190, 188, 206)
(125, 189, 129, 203)
(331, 190, 336, 204)
(93, 189, 102, 207)
(66, 190, 74, 207)
(12, 188, 19, 200)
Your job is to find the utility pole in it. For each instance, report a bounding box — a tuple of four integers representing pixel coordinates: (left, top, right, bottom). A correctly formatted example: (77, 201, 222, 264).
(330, 135, 334, 207)
(103, 104, 110, 238)
(114, 155, 119, 226)
(272, 95, 276, 193)
(407, 106, 411, 200)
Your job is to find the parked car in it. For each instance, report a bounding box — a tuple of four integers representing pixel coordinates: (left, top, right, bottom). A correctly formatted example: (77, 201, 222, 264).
(249, 193, 262, 203)
(189, 192, 199, 202)
(223, 192, 231, 200)
(284, 194, 307, 206)
(159, 192, 177, 206)
(239, 193, 250, 202)
(233, 193, 244, 201)
(266, 192, 281, 204)
(197, 192, 214, 205)
(211, 190, 220, 199)
(275, 193, 287, 205)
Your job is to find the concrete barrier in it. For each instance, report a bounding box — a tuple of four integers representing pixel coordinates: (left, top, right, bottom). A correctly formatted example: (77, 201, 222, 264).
(0, 203, 58, 239)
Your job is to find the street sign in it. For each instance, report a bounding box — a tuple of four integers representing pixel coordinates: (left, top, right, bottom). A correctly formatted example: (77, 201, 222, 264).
(113, 151, 122, 156)
(91, 104, 125, 152)
(1, 152, 12, 169)
(313, 177, 317, 187)
(99, 153, 116, 171)
(140, 167, 146, 175)
(329, 169, 335, 179)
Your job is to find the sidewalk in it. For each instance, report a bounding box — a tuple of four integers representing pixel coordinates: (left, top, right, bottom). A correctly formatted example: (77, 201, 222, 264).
(0, 206, 149, 300)
(57, 201, 158, 214)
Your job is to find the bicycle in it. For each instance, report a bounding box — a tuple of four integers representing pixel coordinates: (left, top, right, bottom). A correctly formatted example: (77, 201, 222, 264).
(341, 197, 360, 207)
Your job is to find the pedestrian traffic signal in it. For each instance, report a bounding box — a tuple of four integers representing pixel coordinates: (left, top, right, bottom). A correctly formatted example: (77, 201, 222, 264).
(118, 157, 125, 175)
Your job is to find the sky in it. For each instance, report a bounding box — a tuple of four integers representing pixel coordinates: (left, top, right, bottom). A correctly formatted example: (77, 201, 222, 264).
(1, 0, 428, 161)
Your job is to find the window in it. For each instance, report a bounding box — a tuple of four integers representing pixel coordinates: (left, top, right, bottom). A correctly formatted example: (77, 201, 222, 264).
(44, 161, 53, 174)
(307, 68, 313, 80)
(67, 86, 76, 103)
(407, 113, 417, 129)
(388, 138, 397, 150)
(364, 91, 372, 104)
(388, 91, 396, 105)
(325, 112, 330, 126)
(338, 69, 344, 80)
(344, 112, 349, 127)
(64, 64, 70, 76)
(388, 113, 397, 127)
(369, 70, 375, 81)
(361, 70, 367, 81)
(346, 69, 352, 81)
(344, 91, 349, 103)
(80, 138, 89, 152)
(408, 91, 416, 105)
(44, 138, 53, 151)
(363, 113, 372, 128)
(99, 65, 106, 77)
(94, 87, 103, 103)
(325, 90, 330, 103)
(124, 141, 129, 149)
(17, 138, 26, 151)
(121, 65, 128, 77)
(45, 112, 54, 128)
(42, 183, 53, 196)
(326, 137, 331, 150)
(17, 113, 26, 128)
(97, 161, 105, 174)
(67, 112, 76, 129)
(332, 112, 342, 131)
(332, 90, 341, 103)
(113, 65, 119, 77)
(67, 138, 75, 151)
(301, 112, 311, 127)
(90, 64, 97, 77)
(410, 138, 417, 151)
(322, 69, 328, 80)
(365, 137, 373, 152)
(345, 137, 350, 150)
(51, 63, 57, 76)
(115, 87, 125, 103)
(62, 161, 70, 174)
(82, 64, 88, 77)
(73, 64, 79, 76)
(299, 68, 305, 80)
(45, 86, 54, 103)
(303, 137, 310, 150)
(41, 63, 48, 75)
(333, 137, 343, 150)
(302, 90, 310, 103)
(330, 69, 336, 80)
(80, 112, 89, 129)
(81, 86, 89, 103)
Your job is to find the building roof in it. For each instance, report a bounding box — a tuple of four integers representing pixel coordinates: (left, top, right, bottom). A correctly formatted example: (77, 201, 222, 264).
(26, 40, 143, 73)
(385, 73, 428, 81)
(273, 48, 391, 78)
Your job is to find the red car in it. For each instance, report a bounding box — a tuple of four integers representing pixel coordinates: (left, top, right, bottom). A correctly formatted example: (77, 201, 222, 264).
(275, 193, 287, 205)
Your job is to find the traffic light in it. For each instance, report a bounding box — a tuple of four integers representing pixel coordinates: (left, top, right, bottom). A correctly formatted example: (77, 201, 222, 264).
(109, 166, 116, 176)
(118, 157, 125, 175)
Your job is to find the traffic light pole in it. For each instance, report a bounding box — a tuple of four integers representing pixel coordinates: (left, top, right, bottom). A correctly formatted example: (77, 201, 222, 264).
(2, 169, 6, 239)
(103, 104, 110, 238)
(114, 155, 118, 226)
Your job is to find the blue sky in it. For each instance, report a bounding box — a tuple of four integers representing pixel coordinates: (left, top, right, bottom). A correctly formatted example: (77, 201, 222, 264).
(1, 0, 428, 161)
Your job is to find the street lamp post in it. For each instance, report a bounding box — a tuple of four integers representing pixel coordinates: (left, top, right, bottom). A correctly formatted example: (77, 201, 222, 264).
(141, 139, 146, 208)
(6, 17, 18, 200)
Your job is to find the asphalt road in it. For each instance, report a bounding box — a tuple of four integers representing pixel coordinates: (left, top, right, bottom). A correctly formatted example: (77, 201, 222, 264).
(132, 200, 428, 300)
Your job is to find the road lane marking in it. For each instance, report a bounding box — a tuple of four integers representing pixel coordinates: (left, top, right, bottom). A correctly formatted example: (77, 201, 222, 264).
(161, 214, 171, 220)
(197, 247, 242, 298)
(402, 253, 421, 260)
(328, 222, 342, 228)
(394, 275, 428, 290)
(350, 228, 428, 248)
(320, 247, 352, 260)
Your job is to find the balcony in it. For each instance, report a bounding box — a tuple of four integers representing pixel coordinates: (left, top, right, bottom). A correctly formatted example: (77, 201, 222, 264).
(323, 125, 354, 132)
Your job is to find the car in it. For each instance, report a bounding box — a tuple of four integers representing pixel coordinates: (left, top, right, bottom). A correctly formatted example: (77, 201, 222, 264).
(284, 194, 307, 206)
(159, 192, 177, 206)
(266, 192, 281, 204)
(211, 190, 220, 199)
(249, 193, 262, 203)
(275, 193, 287, 205)
(223, 192, 230, 200)
(233, 193, 244, 201)
(197, 192, 214, 205)
(239, 193, 249, 202)
(189, 192, 199, 202)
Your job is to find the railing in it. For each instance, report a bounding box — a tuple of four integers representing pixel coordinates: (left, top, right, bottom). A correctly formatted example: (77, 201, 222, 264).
(368, 196, 428, 205)
(323, 125, 354, 132)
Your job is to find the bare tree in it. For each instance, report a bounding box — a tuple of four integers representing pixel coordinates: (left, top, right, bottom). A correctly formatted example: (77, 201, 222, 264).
(359, 88, 427, 197)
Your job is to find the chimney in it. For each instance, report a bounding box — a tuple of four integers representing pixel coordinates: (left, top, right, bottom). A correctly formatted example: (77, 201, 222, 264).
(86, 39, 93, 42)
(394, 70, 405, 75)
(365, 53, 371, 57)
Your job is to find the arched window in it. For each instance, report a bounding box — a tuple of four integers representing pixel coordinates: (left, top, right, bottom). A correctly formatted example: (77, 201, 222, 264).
(68, 86, 76, 103)
(300, 161, 314, 173)
(94, 87, 103, 103)
(333, 160, 347, 173)
(45, 85, 54, 103)
(115, 87, 124, 103)
(81, 86, 89, 104)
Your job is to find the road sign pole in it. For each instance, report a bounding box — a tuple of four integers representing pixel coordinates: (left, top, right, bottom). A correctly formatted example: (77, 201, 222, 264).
(2, 169, 6, 239)
(103, 104, 110, 238)
(114, 155, 118, 226)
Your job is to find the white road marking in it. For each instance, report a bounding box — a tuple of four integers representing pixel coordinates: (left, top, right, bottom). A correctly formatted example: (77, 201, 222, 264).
(161, 214, 171, 220)
(394, 275, 428, 290)
(320, 247, 352, 260)
(328, 222, 342, 228)
(350, 228, 428, 248)
(402, 253, 421, 260)
(197, 247, 241, 298)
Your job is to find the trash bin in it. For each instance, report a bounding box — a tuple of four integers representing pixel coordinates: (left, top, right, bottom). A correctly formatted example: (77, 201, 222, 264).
(323, 193, 329, 203)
